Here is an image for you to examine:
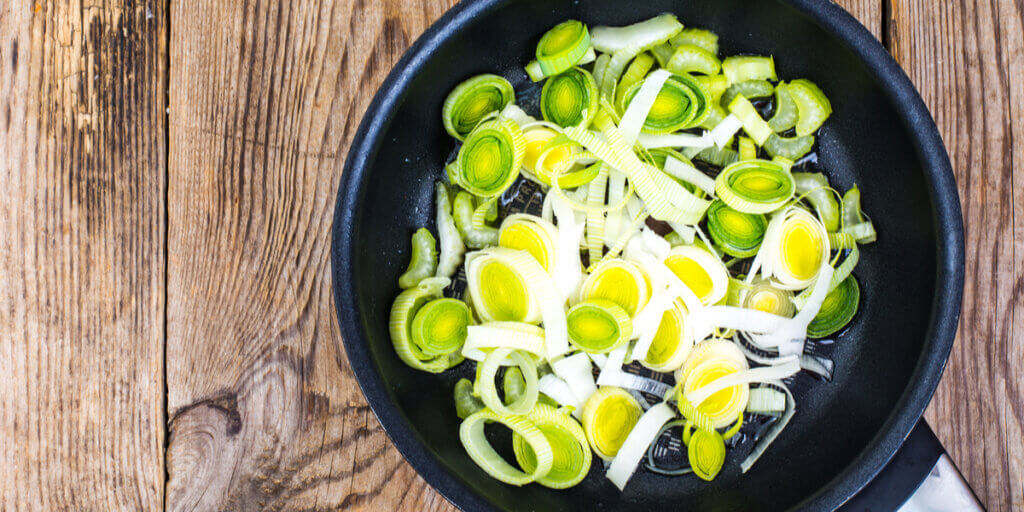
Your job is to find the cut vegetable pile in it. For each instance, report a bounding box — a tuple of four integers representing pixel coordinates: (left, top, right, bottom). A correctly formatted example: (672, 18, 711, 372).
(391, 13, 875, 491)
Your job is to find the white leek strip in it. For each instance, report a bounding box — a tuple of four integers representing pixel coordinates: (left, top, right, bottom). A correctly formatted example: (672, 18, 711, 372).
(599, 371, 673, 397)
(684, 358, 801, 408)
(538, 374, 583, 416)
(551, 352, 597, 406)
(552, 194, 585, 304)
(591, 14, 683, 53)
(736, 334, 799, 366)
(741, 381, 795, 473)
(640, 227, 671, 259)
(501, 103, 537, 126)
(708, 114, 743, 148)
(588, 352, 609, 369)
(749, 262, 835, 349)
(592, 53, 611, 93)
(667, 221, 696, 244)
(462, 323, 547, 362)
(605, 402, 676, 490)
(435, 182, 466, 278)
(637, 132, 711, 149)
(541, 191, 555, 223)
(619, 69, 672, 145)
(746, 386, 788, 414)
(586, 165, 610, 263)
(604, 169, 627, 246)
(629, 390, 653, 411)
(629, 288, 676, 360)
(467, 248, 569, 359)
(700, 306, 789, 334)
(663, 156, 716, 196)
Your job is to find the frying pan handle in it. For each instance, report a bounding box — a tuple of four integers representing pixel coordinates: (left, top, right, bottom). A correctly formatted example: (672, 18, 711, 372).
(840, 419, 985, 511)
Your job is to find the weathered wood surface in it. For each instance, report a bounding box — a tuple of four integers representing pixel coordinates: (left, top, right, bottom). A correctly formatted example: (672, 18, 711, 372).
(0, 0, 167, 510)
(1, 0, 1021, 509)
(891, 0, 1024, 509)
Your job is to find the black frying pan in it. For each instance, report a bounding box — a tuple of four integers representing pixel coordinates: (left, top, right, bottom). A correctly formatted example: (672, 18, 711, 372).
(331, 0, 966, 509)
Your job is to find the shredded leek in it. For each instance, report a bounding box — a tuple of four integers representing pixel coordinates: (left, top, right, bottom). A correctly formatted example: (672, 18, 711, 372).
(398, 228, 438, 289)
(567, 299, 633, 353)
(542, 67, 599, 127)
(443, 74, 515, 141)
(606, 402, 676, 490)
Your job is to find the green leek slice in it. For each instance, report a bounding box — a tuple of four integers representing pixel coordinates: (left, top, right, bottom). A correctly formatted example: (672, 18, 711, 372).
(456, 117, 525, 198)
(442, 74, 515, 141)
(435, 182, 466, 278)
(580, 258, 652, 318)
(743, 279, 796, 317)
(695, 145, 739, 167)
(714, 159, 795, 214)
(541, 67, 599, 127)
(664, 245, 730, 306)
(498, 214, 559, 272)
(513, 403, 592, 489)
(640, 301, 693, 372)
(581, 387, 643, 460)
(460, 408, 554, 486)
(841, 185, 876, 243)
(687, 428, 726, 481)
(707, 200, 768, 258)
(566, 299, 633, 353)
(768, 82, 798, 133)
(721, 55, 777, 83)
(666, 45, 721, 76)
(720, 79, 774, 110)
(590, 14, 683, 54)
(670, 28, 719, 55)
(534, 20, 591, 77)
(764, 133, 815, 161)
(398, 228, 438, 289)
(466, 253, 539, 324)
(792, 172, 840, 232)
(788, 78, 832, 136)
(504, 366, 527, 404)
(738, 136, 758, 161)
(621, 74, 708, 133)
(389, 278, 463, 373)
(534, 136, 600, 188)
(453, 191, 499, 249)
(411, 298, 471, 356)
(455, 378, 485, 419)
(762, 207, 831, 289)
(475, 348, 539, 416)
(696, 74, 729, 103)
(807, 275, 859, 337)
(727, 94, 772, 145)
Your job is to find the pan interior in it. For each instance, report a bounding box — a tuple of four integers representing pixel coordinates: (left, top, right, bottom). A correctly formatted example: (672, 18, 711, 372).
(346, 0, 937, 510)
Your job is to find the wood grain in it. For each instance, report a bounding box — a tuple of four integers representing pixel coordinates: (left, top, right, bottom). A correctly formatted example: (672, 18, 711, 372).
(164, 0, 458, 510)
(0, 0, 167, 510)
(890, 0, 1024, 509)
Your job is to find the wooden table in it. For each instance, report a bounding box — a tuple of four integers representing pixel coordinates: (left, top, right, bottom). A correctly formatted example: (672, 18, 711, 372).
(0, 0, 1020, 510)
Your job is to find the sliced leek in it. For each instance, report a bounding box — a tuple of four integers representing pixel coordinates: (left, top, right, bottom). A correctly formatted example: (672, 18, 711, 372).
(456, 117, 525, 197)
(727, 94, 772, 145)
(390, 278, 463, 373)
(764, 133, 815, 161)
(621, 74, 709, 133)
(513, 404, 592, 488)
(743, 279, 796, 317)
(688, 428, 726, 481)
(541, 67, 599, 127)
(664, 245, 729, 306)
(793, 172, 841, 232)
(398, 228, 438, 289)
(768, 82, 798, 133)
(721, 79, 773, 110)
(580, 258, 652, 318)
(462, 322, 547, 362)
(721, 55, 777, 83)
(707, 200, 768, 258)
(788, 78, 832, 136)
(443, 74, 515, 140)
(499, 214, 559, 272)
(807, 275, 859, 338)
(761, 207, 831, 289)
(411, 298, 471, 356)
(715, 159, 795, 214)
(453, 191, 499, 249)
(676, 339, 750, 429)
(435, 182, 466, 278)
(670, 28, 719, 55)
(639, 301, 692, 372)
(475, 348, 539, 415)
(460, 408, 554, 485)
(582, 387, 643, 460)
(666, 44, 721, 76)
(534, 20, 592, 78)
(605, 402, 676, 490)
(566, 299, 633, 353)
(455, 378, 485, 419)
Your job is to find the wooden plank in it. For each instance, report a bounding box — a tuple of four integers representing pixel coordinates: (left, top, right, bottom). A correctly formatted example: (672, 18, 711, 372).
(0, 1, 167, 510)
(837, 0, 884, 40)
(164, 0, 459, 510)
(889, 0, 1024, 509)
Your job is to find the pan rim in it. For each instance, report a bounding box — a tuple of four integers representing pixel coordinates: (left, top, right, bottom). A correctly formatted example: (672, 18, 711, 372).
(330, 0, 965, 510)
